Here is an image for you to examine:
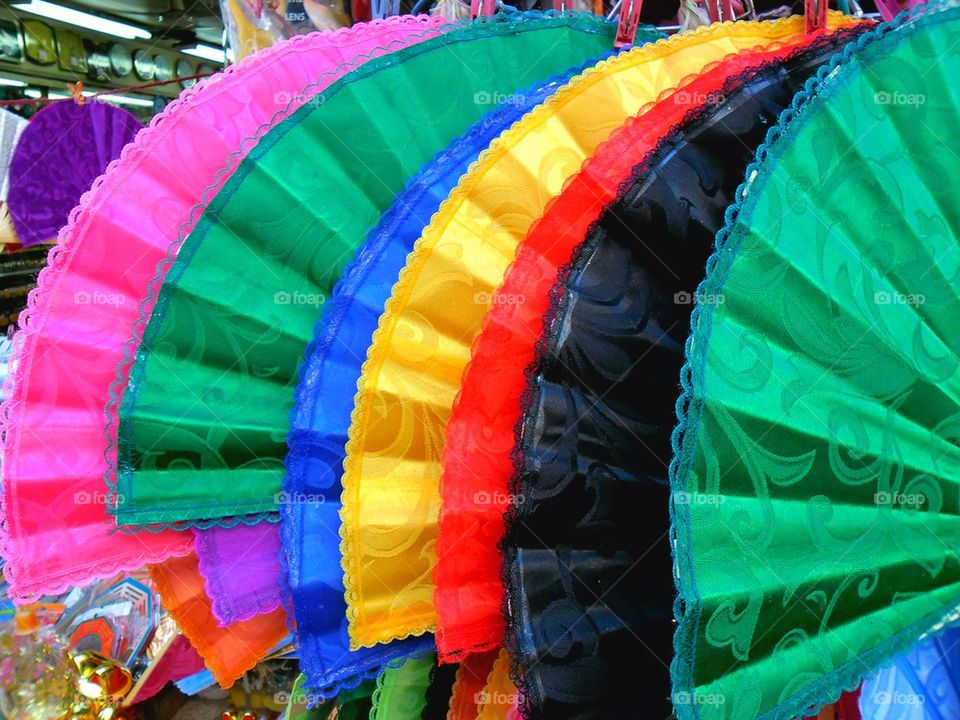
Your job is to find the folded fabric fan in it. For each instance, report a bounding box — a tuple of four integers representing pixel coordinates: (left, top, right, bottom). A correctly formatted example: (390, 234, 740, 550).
(113, 12, 625, 528)
(282, 61, 615, 697)
(860, 626, 960, 718)
(193, 523, 283, 626)
(340, 12, 857, 652)
(149, 552, 288, 687)
(671, 3, 960, 718)
(434, 25, 867, 663)
(499, 32, 859, 720)
(369, 654, 435, 720)
(0, 15, 448, 603)
(7, 101, 142, 247)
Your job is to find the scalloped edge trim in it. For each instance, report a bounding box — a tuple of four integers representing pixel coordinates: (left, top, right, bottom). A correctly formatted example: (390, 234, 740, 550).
(105, 10, 615, 532)
(0, 16, 449, 601)
(667, 3, 960, 719)
(431, 21, 868, 665)
(496, 25, 872, 718)
(338, 10, 850, 652)
(276, 53, 626, 680)
(102, 15, 460, 532)
(193, 527, 284, 627)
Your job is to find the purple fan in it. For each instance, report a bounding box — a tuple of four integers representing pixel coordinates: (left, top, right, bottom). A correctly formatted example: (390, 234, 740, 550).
(8, 101, 142, 246)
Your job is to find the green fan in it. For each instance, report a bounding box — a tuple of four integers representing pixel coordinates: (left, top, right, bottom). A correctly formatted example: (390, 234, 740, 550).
(112, 12, 643, 527)
(672, 4, 960, 719)
(370, 655, 436, 720)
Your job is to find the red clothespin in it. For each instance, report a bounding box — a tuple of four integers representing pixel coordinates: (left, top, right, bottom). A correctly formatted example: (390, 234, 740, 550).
(805, 0, 828, 32)
(706, 0, 736, 23)
(615, 0, 643, 48)
(67, 81, 85, 106)
(471, 0, 496, 18)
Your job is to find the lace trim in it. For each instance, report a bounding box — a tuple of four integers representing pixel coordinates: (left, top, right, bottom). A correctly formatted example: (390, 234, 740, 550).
(668, 3, 960, 719)
(103, 15, 464, 530)
(0, 17, 447, 599)
(341, 9, 851, 652)
(496, 24, 870, 718)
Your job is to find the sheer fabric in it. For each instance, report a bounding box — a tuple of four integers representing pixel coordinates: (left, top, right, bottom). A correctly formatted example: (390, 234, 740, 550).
(7, 101, 142, 246)
(340, 13, 855, 651)
(672, 5, 960, 718)
(448, 650, 499, 720)
(434, 25, 865, 662)
(503, 35, 856, 720)
(148, 552, 288, 688)
(476, 650, 519, 720)
(193, 523, 283, 626)
(0, 14, 447, 603)
(282, 65, 611, 697)
(114, 13, 621, 527)
(369, 655, 435, 720)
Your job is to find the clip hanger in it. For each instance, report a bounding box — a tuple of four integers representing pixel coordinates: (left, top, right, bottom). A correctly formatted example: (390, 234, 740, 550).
(615, 0, 643, 48)
(805, 0, 829, 32)
(471, 0, 497, 18)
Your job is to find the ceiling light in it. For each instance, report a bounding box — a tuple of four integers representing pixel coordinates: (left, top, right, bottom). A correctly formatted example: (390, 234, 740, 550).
(97, 93, 153, 108)
(181, 44, 226, 64)
(0, 78, 27, 87)
(12, 1, 152, 40)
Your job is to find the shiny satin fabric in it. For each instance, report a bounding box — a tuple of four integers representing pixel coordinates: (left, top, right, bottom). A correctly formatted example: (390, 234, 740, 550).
(672, 5, 960, 718)
(148, 552, 288, 688)
(282, 64, 612, 697)
(115, 13, 623, 528)
(0, 15, 449, 604)
(502, 36, 856, 720)
(340, 13, 857, 652)
(434, 24, 867, 664)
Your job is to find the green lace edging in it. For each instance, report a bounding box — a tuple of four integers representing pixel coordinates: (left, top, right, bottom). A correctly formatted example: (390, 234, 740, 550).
(668, 2, 960, 718)
(105, 10, 617, 531)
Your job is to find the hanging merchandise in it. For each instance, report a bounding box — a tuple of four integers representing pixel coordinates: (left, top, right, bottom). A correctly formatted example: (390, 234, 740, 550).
(148, 553, 289, 688)
(340, 11, 860, 654)
(280, 57, 618, 698)
(447, 650, 500, 720)
(434, 26, 867, 664)
(112, 13, 624, 529)
(671, 3, 960, 718)
(0, 109, 27, 248)
(474, 650, 518, 720)
(368, 654, 435, 719)
(0, 14, 449, 605)
(7, 101, 142, 247)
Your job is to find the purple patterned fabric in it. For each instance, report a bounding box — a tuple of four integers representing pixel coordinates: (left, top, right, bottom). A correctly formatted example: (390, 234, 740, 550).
(8, 101, 141, 246)
(193, 522, 283, 627)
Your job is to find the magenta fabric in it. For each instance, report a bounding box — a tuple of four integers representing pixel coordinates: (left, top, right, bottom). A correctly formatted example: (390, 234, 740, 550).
(194, 523, 283, 626)
(0, 15, 450, 603)
(7, 101, 142, 246)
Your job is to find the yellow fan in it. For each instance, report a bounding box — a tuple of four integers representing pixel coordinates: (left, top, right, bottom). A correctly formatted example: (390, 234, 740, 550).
(339, 12, 861, 649)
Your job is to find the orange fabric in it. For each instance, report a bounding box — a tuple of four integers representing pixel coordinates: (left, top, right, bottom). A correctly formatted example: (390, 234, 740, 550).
(149, 553, 288, 688)
(447, 649, 500, 720)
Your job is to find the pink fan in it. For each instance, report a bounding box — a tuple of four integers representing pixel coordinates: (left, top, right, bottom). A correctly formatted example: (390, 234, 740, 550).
(7, 101, 142, 247)
(0, 15, 450, 603)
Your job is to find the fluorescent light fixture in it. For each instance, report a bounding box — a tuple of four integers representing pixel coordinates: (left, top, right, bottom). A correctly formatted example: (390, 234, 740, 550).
(98, 93, 153, 108)
(13, 1, 152, 40)
(24, 88, 41, 98)
(181, 44, 226, 64)
(0, 78, 27, 87)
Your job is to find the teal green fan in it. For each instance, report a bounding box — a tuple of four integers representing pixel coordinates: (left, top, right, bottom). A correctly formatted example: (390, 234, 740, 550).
(672, 3, 960, 719)
(112, 12, 642, 527)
